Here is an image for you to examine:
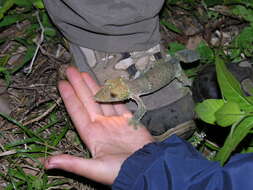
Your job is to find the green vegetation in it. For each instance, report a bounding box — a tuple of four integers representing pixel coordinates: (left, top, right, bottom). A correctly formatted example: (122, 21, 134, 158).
(162, 0, 253, 165)
(195, 57, 253, 165)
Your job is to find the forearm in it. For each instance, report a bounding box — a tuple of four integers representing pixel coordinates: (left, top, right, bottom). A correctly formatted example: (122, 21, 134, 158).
(112, 135, 253, 190)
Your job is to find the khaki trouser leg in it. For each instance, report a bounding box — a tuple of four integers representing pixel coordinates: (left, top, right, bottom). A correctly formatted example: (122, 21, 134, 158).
(43, 0, 164, 52)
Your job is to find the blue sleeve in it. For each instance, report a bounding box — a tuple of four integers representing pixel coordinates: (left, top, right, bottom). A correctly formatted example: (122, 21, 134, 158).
(112, 135, 253, 190)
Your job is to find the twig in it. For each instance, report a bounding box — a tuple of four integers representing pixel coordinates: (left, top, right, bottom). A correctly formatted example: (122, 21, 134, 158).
(0, 150, 17, 157)
(26, 11, 45, 74)
(22, 98, 62, 126)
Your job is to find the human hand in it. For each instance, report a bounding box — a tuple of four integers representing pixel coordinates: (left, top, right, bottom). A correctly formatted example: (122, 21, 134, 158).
(43, 67, 154, 184)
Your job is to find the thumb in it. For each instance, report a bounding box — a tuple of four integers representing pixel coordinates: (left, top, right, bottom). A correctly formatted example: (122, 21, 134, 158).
(43, 154, 121, 184)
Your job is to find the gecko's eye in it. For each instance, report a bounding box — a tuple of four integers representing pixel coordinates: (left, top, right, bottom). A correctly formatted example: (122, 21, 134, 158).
(110, 92, 117, 98)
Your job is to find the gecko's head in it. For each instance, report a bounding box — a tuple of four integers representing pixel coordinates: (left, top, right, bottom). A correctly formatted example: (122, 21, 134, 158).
(94, 77, 130, 102)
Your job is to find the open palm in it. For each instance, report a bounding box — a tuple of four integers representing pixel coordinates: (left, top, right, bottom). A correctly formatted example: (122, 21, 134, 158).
(43, 67, 154, 184)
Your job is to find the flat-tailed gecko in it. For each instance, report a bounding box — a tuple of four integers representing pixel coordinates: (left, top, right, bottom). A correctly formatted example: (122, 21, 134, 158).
(94, 50, 199, 126)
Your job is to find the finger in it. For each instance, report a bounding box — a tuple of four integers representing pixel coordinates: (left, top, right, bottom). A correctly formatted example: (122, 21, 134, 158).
(66, 67, 103, 120)
(81, 72, 116, 116)
(44, 154, 118, 185)
(113, 103, 132, 116)
(58, 81, 91, 139)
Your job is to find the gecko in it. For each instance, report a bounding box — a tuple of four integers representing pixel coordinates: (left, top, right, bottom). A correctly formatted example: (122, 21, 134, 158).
(94, 49, 200, 127)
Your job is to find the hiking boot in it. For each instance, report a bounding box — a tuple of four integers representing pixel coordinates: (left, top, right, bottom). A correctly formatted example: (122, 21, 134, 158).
(69, 43, 196, 139)
(78, 44, 168, 83)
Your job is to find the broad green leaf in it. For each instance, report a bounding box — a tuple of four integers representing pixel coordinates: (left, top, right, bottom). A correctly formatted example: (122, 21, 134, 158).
(215, 57, 252, 110)
(215, 116, 253, 165)
(215, 101, 244, 127)
(239, 96, 253, 112)
(195, 99, 224, 124)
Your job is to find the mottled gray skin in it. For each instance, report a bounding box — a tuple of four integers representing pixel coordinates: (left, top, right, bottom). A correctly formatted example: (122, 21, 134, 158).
(124, 58, 182, 125)
(95, 50, 199, 126)
(126, 58, 180, 96)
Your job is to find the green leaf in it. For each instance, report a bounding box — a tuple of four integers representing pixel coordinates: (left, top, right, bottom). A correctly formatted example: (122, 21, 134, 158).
(31, 177, 44, 189)
(204, 0, 223, 6)
(35, 119, 59, 134)
(225, 0, 253, 8)
(0, 54, 10, 66)
(4, 137, 39, 149)
(51, 125, 69, 146)
(241, 147, 253, 153)
(215, 101, 244, 127)
(42, 12, 52, 27)
(0, 112, 44, 142)
(195, 99, 224, 124)
(196, 41, 214, 63)
(33, 0, 44, 9)
(44, 27, 56, 37)
(0, 14, 25, 27)
(215, 57, 252, 110)
(230, 48, 241, 60)
(0, 66, 11, 87)
(8, 168, 27, 181)
(13, 0, 33, 7)
(168, 42, 185, 55)
(215, 116, 253, 165)
(232, 5, 253, 23)
(160, 19, 182, 34)
(0, 0, 14, 20)
(232, 26, 253, 57)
